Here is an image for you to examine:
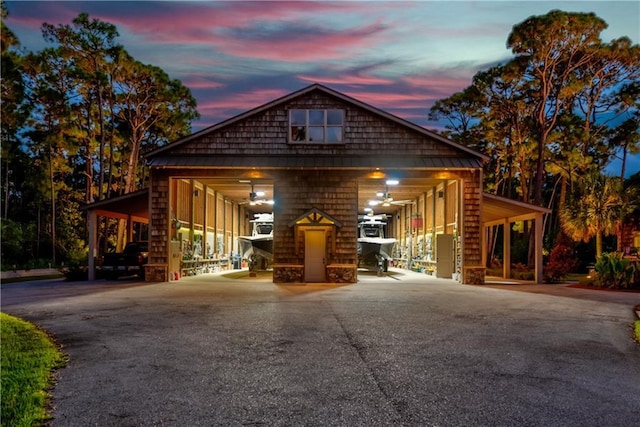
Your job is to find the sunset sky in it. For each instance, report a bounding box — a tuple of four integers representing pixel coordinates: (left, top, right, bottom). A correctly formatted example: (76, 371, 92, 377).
(4, 1, 640, 173)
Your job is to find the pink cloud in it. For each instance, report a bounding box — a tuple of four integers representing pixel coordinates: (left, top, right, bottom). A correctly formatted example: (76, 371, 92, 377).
(297, 73, 395, 86)
(343, 90, 429, 110)
(198, 88, 289, 114)
(211, 21, 389, 62)
(182, 75, 225, 90)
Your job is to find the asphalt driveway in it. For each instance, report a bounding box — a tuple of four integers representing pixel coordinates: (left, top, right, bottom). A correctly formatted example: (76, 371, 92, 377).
(2, 270, 639, 426)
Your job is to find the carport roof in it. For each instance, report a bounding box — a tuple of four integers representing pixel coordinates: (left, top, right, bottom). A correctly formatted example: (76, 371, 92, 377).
(147, 155, 483, 169)
(82, 189, 149, 222)
(482, 193, 551, 225)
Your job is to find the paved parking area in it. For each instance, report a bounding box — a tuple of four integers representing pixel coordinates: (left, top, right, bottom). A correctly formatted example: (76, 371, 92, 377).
(2, 270, 639, 426)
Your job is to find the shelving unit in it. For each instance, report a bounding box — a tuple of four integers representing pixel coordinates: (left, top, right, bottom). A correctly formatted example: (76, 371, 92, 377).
(180, 258, 230, 277)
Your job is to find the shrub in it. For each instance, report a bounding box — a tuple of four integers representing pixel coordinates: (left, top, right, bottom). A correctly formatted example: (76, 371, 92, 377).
(594, 252, 639, 289)
(544, 240, 579, 283)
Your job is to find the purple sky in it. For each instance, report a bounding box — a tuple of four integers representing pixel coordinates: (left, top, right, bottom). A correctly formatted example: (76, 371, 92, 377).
(4, 1, 640, 176)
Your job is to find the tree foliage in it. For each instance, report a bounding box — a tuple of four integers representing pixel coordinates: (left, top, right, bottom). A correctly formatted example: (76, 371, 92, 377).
(1, 12, 199, 268)
(429, 9, 640, 264)
(559, 173, 635, 258)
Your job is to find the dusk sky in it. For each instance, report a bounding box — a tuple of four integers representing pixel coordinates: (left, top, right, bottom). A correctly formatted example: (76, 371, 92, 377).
(4, 1, 640, 174)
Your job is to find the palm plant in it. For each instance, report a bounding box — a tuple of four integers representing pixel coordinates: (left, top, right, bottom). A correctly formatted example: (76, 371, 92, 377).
(559, 173, 628, 258)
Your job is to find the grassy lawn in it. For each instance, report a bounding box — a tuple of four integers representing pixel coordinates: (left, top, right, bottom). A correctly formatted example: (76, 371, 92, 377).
(636, 320, 640, 343)
(0, 313, 66, 427)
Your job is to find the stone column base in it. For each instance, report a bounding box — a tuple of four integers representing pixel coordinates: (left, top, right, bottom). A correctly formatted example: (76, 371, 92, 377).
(327, 264, 357, 283)
(144, 264, 168, 282)
(273, 264, 304, 283)
(463, 266, 485, 285)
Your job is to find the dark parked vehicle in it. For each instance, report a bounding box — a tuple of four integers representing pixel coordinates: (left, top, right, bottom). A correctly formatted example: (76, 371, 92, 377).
(101, 241, 149, 279)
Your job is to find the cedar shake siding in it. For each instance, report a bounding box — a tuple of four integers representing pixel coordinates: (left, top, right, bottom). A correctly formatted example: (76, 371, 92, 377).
(141, 84, 488, 284)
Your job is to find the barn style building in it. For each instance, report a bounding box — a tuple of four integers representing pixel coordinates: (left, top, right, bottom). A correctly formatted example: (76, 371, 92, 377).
(86, 84, 548, 284)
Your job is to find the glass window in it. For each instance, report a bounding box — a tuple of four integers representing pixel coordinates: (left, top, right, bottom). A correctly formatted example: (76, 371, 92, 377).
(326, 126, 342, 142)
(288, 109, 344, 143)
(309, 110, 324, 125)
(309, 126, 324, 141)
(290, 109, 306, 125)
(327, 110, 343, 125)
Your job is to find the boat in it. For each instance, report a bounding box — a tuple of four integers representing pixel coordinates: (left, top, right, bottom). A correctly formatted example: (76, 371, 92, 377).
(357, 215, 396, 272)
(238, 213, 273, 270)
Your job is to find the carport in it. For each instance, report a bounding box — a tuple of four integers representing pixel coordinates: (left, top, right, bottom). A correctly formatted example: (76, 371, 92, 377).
(481, 193, 551, 283)
(85, 189, 149, 280)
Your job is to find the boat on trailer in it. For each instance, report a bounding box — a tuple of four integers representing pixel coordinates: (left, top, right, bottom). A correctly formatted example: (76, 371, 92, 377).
(357, 215, 396, 273)
(238, 213, 273, 271)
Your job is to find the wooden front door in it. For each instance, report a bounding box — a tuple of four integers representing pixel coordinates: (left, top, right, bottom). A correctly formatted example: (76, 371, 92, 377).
(305, 229, 326, 282)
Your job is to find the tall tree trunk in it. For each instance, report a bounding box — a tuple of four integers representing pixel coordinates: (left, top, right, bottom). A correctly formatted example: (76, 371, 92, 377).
(97, 84, 106, 201)
(36, 207, 41, 260)
(533, 131, 546, 207)
(617, 144, 628, 252)
(116, 129, 143, 250)
(3, 158, 8, 219)
(49, 142, 56, 264)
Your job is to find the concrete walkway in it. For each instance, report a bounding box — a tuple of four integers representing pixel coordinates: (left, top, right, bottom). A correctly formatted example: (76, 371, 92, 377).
(2, 269, 639, 426)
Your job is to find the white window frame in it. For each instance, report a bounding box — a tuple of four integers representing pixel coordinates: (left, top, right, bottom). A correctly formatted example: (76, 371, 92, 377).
(289, 109, 344, 144)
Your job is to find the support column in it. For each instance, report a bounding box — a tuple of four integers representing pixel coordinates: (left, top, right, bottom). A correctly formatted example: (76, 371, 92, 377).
(127, 214, 134, 243)
(481, 225, 487, 273)
(461, 171, 485, 285)
(503, 220, 511, 280)
(535, 213, 543, 283)
(88, 210, 97, 280)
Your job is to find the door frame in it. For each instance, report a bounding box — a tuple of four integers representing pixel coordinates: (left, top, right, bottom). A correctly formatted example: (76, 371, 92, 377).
(303, 228, 329, 282)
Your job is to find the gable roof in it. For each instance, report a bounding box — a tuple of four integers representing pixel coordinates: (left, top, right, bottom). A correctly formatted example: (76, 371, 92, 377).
(145, 83, 488, 161)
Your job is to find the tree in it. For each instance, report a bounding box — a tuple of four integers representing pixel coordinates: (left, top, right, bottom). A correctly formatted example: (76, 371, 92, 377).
(430, 10, 639, 263)
(1, 4, 29, 220)
(22, 47, 81, 264)
(1, 12, 200, 267)
(42, 13, 122, 202)
(560, 173, 634, 258)
(608, 90, 640, 183)
(507, 10, 608, 207)
(113, 53, 199, 194)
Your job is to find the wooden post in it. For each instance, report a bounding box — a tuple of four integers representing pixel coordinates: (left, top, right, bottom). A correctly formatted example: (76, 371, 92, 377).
(535, 213, 543, 283)
(127, 214, 134, 243)
(504, 219, 511, 280)
(88, 210, 97, 281)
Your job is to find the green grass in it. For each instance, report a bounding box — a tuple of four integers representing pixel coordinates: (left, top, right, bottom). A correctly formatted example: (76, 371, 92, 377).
(0, 313, 66, 427)
(635, 320, 640, 344)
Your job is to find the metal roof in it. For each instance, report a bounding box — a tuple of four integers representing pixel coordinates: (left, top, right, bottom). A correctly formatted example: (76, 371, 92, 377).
(147, 155, 483, 170)
(81, 189, 149, 220)
(482, 193, 551, 224)
(145, 84, 489, 162)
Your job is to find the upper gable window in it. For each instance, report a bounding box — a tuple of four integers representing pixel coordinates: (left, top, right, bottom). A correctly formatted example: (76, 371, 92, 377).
(289, 109, 344, 143)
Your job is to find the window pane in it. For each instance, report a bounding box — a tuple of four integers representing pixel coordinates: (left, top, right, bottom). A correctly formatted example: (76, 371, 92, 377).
(290, 109, 306, 125)
(308, 126, 324, 141)
(291, 126, 306, 141)
(327, 110, 343, 125)
(309, 110, 324, 125)
(326, 126, 342, 142)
